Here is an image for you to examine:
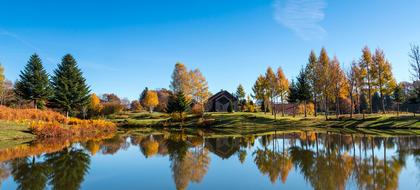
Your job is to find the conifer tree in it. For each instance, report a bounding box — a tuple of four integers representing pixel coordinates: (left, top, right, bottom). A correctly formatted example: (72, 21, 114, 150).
(359, 46, 375, 114)
(167, 91, 190, 121)
(393, 84, 404, 116)
(51, 54, 90, 117)
(287, 80, 299, 117)
(373, 48, 396, 114)
(236, 84, 246, 101)
(296, 68, 311, 117)
(318, 48, 332, 120)
(360, 93, 368, 119)
(306, 50, 321, 117)
(15, 54, 51, 109)
(227, 100, 233, 113)
(330, 57, 348, 118)
(139, 87, 149, 106)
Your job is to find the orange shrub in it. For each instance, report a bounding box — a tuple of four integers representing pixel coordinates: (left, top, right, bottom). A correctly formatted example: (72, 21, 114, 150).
(0, 105, 117, 138)
(0, 105, 66, 122)
(191, 103, 204, 116)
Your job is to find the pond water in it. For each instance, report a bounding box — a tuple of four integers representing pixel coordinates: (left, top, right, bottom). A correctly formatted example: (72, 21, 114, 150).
(0, 131, 419, 190)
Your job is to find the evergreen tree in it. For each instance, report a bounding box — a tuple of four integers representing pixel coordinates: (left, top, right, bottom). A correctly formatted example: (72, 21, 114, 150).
(384, 95, 393, 111)
(236, 84, 246, 101)
(167, 91, 190, 121)
(287, 80, 299, 117)
(393, 84, 404, 116)
(360, 93, 368, 119)
(139, 87, 149, 106)
(15, 54, 51, 109)
(51, 54, 90, 117)
(372, 92, 381, 113)
(227, 100, 233, 113)
(296, 68, 311, 117)
(373, 48, 396, 114)
(306, 50, 321, 117)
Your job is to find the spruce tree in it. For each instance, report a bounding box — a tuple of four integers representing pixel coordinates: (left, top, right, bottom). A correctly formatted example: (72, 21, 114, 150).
(236, 84, 245, 101)
(296, 68, 311, 117)
(51, 54, 90, 117)
(287, 80, 299, 117)
(227, 100, 233, 113)
(393, 85, 404, 116)
(15, 54, 51, 109)
(167, 91, 190, 121)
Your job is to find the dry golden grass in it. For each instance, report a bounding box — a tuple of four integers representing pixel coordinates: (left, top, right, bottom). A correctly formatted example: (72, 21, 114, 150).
(0, 105, 117, 138)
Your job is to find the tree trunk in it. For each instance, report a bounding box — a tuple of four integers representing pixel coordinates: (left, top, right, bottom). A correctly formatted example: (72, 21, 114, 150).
(304, 100, 307, 118)
(397, 103, 400, 117)
(314, 96, 317, 117)
(281, 96, 285, 117)
(350, 92, 354, 119)
(336, 95, 339, 119)
(66, 111, 69, 118)
(293, 103, 296, 117)
(34, 99, 37, 109)
(325, 97, 328, 120)
(380, 91, 386, 114)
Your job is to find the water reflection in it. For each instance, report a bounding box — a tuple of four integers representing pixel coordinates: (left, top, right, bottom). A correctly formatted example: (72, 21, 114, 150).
(0, 131, 418, 190)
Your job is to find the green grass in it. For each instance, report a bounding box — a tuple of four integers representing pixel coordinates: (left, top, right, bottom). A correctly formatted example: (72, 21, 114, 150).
(0, 120, 35, 149)
(112, 111, 420, 136)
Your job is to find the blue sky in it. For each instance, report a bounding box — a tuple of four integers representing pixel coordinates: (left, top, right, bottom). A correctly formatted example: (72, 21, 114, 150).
(1, 0, 420, 100)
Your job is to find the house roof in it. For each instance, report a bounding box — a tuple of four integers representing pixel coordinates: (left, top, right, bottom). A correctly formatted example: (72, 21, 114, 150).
(207, 90, 238, 102)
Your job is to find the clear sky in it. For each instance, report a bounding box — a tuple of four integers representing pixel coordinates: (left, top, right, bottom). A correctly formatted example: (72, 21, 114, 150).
(1, 0, 420, 100)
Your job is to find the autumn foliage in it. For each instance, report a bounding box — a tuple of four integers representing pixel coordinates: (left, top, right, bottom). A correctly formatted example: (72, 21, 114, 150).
(0, 105, 116, 138)
(0, 105, 66, 122)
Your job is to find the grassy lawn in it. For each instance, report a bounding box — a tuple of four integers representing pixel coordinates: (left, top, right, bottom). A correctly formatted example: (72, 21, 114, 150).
(112, 111, 420, 136)
(0, 120, 35, 149)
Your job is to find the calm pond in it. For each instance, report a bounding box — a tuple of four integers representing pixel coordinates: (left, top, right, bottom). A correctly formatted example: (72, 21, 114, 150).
(0, 131, 419, 190)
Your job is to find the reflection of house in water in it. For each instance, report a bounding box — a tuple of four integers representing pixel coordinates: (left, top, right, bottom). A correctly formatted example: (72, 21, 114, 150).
(205, 137, 241, 159)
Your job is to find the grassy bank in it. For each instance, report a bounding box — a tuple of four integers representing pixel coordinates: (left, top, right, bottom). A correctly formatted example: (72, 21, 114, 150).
(0, 120, 35, 149)
(113, 111, 420, 136)
(0, 106, 117, 149)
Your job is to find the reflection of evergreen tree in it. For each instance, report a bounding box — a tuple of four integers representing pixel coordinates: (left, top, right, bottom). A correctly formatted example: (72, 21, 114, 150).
(0, 162, 11, 188)
(12, 157, 49, 190)
(45, 148, 90, 190)
(11, 156, 50, 190)
(237, 150, 247, 164)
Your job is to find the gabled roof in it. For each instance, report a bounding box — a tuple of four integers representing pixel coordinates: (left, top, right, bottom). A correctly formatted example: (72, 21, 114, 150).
(207, 90, 238, 102)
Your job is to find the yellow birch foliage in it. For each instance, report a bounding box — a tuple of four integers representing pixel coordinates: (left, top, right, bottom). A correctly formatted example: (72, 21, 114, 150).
(190, 69, 209, 104)
(143, 91, 159, 112)
(90, 93, 103, 112)
(276, 67, 289, 102)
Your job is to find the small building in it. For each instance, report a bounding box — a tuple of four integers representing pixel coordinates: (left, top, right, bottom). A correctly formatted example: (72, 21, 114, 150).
(206, 90, 238, 112)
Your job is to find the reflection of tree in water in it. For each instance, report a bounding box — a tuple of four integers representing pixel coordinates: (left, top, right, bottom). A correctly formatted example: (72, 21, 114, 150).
(0, 162, 11, 188)
(98, 134, 129, 155)
(167, 134, 210, 190)
(253, 133, 292, 184)
(11, 156, 49, 190)
(8, 146, 90, 190)
(45, 148, 90, 190)
(289, 133, 413, 190)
